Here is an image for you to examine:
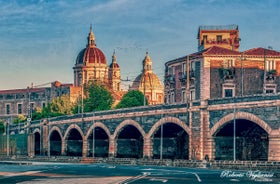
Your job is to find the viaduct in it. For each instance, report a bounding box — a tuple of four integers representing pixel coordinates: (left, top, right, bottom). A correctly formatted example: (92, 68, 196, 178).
(3, 94, 280, 162)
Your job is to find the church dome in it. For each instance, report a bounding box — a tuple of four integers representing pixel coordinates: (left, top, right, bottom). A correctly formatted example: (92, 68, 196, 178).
(109, 50, 120, 68)
(75, 25, 107, 65)
(76, 47, 107, 64)
(131, 72, 163, 90)
(129, 52, 164, 105)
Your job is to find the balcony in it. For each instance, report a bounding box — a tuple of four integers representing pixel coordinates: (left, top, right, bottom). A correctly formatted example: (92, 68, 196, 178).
(178, 72, 187, 84)
(266, 70, 277, 82)
(164, 74, 176, 86)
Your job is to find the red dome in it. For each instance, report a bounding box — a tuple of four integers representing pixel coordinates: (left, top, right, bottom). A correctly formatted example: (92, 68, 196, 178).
(76, 46, 107, 64)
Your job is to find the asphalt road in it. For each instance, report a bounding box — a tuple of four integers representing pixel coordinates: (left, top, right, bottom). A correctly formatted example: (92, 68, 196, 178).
(0, 162, 279, 184)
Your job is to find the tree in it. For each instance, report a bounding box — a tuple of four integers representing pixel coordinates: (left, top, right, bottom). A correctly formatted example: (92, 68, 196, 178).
(13, 114, 27, 124)
(79, 81, 113, 113)
(115, 90, 148, 109)
(32, 95, 74, 120)
(0, 120, 4, 133)
(48, 94, 74, 115)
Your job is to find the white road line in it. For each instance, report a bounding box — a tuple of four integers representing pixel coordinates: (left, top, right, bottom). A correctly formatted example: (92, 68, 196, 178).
(119, 173, 148, 184)
(193, 173, 202, 182)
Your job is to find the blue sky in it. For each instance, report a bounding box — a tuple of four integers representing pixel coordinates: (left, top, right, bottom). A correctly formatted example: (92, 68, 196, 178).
(0, 0, 279, 90)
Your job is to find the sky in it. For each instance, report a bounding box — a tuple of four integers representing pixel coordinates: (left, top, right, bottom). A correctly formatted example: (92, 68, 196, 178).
(0, 0, 280, 90)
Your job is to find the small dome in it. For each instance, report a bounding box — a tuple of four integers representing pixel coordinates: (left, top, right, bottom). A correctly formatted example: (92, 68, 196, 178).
(109, 62, 120, 68)
(131, 72, 163, 90)
(76, 47, 107, 65)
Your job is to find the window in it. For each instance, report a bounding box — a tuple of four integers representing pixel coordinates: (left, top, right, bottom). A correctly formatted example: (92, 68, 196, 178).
(6, 104, 10, 115)
(217, 35, 222, 42)
(224, 89, 233, 97)
(203, 35, 207, 42)
(182, 63, 186, 74)
(42, 102, 46, 109)
(17, 104, 22, 114)
(182, 91, 186, 103)
(222, 83, 235, 98)
(222, 59, 235, 68)
(190, 90, 195, 101)
(168, 66, 175, 75)
(171, 92, 175, 104)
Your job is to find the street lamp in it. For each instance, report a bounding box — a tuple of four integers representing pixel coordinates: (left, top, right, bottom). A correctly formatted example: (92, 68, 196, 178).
(233, 101, 236, 161)
(5, 119, 10, 157)
(92, 112, 95, 158)
(48, 120, 50, 157)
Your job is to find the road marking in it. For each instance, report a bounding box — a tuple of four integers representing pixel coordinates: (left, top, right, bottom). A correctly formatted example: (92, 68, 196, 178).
(193, 173, 202, 182)
(149, 178, 168, 182)
(0, 171, 41, 177)
(119, 173, 149, 184)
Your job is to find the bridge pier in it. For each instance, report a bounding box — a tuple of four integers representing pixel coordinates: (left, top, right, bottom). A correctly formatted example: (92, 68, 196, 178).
(61, 139, 66, 156)
(143, 136, 152, 158)
(82, 139, 88, 157)
(268, 130, 280, 161)
(109, 137, 116, 157)
(28, 134, 35, 157)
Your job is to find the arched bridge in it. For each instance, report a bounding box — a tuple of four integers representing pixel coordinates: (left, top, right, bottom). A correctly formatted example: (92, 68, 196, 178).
(5, 94, 280, 161)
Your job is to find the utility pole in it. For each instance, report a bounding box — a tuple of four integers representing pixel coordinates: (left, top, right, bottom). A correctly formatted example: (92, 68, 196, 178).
(233, 101, 236, 161)
(6, 119, 10, 157)
(92, 112, 95, 158)
(263, 48, 266, 94)
(186, 55, 190, 103)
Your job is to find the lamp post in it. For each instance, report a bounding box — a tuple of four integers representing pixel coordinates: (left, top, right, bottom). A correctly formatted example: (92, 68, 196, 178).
(233, 101, 236, 161)
(92, 112, 95, 158)
(160, 123, 163, 160)
(48, 121, 50, 157)
(6, 119, 10, 157)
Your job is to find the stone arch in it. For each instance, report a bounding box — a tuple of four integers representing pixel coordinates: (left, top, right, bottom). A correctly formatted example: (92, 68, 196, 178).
(113, 119, 145, 158)
(49, 126, 63, 156)
(147, 116, 190, 138)
(147, 116, 190, 159)
(85, 122, 111, 139)
(32, 128, 41, 155)
(63, 124, 85, 140)
(49, 126, 63, 139)
(32, 128, 41, 134)
(210, 111, 272, 136)
(113, 119, 146, 139)
(85, 122, 111, 157)
(63, 124, 84, 156)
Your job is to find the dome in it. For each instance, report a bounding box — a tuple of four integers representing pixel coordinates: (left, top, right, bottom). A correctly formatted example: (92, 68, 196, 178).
(76, 47, 107, 65)
(109, 62, 120, 68)
(130, 72, 163, 90)
(75, 25, 107, 65)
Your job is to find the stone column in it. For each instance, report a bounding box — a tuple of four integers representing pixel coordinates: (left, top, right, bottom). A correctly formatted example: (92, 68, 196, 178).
(61, 139, 66, 156)
(42, 125, 49, 155)
(143, 136, 152, 158)
(28, 134, 35, 157)
(200, 105, 212, 160)
(190, 110, 202, 160)
(268, 130, 280, 161)
(82, 139, 88, 157)
(108, 136, 116, 158)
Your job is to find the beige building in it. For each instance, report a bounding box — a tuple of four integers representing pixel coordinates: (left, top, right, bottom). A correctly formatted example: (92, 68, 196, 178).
(130, 52, 164, 105)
